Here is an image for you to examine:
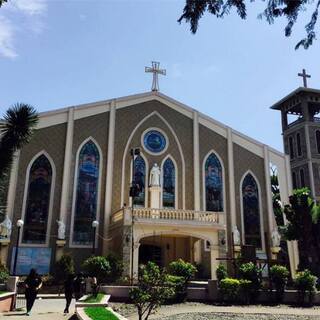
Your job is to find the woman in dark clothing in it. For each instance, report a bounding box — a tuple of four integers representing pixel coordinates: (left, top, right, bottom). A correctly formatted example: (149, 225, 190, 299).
(73, 272, 85, 301)
(24, 268, 42, 316)
(64, 274, 74, 313)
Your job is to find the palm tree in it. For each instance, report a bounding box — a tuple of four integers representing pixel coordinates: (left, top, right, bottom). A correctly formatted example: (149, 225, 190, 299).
(0, 103, 38, 219)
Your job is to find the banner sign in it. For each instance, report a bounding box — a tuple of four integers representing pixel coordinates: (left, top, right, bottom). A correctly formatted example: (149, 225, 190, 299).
(11, 247, 52, 275)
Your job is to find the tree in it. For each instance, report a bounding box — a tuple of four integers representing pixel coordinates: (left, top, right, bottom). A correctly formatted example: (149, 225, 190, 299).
(282, 188, 320, 274)
(0, 103, 38, 221)
(130, 262, 174, 320)
(178, 0, 320, 49)
(0, 0, 7, 7)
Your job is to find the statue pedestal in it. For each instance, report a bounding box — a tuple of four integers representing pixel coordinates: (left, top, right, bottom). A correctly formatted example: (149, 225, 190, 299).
(0, 239, 10, 266)
(233, 245, 241, 258)
(271, 246, 281, 260)
(149, 186, 161, 209)
(55, 240, 66, 261)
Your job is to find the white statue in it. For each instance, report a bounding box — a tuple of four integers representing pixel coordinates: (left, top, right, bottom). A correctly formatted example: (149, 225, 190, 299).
(232, 225, 241, 246)
(271, 227, 281, 247)
(149, 163, 161, 187)
(0, 215, 12, 239)
(57, 220, 66, 240)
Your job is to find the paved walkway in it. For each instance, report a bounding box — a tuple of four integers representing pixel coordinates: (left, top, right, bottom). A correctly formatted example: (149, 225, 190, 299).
(1, 298, 76, 320)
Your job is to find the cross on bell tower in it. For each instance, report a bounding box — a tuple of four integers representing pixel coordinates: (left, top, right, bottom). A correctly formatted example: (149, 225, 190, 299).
(298, 68, 311, 88)
(145, 61, 166, 92)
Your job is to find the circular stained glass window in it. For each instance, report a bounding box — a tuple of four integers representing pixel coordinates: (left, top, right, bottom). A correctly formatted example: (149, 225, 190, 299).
(143, 130, 167, 154)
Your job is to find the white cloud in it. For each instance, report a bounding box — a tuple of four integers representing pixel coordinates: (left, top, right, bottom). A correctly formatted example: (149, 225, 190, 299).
(0, 16, 17, 59)
(8, 0, 47, 16)
(0, 0, 47, 58)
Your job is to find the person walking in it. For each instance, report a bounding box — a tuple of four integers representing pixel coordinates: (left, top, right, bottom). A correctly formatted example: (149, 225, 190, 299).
(73, 272, 85, 301)
(63, 273, 74, 313)
(24, 268, 42, 316)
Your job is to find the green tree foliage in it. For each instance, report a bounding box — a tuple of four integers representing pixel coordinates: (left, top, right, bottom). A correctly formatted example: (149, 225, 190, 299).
(130, 262, 174, 320)
(54, 254, 75, 283)
(168, 259, 197, 282)
(105, 253, 124, 283)
(0, 0, 7, 7)
(282, 188, 320, 273)
(0, 263, 9, 283)
(178, 0, 320, 49)
(82, 256, 111, 286)
(270, 265, 289, 302)
(0, 103, 38, 179)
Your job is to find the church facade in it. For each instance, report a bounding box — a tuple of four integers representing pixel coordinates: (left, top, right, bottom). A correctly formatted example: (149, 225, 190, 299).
(2, 91, 299, 278)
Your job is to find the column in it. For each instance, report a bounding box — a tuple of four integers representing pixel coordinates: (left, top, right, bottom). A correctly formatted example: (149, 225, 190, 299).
(57, 107, 74, 256)
(103, 100, 116, 254)
(227, 128, 236, 228)
(132, 242, 140, 279)
(210, 247, 219, 280)
(6, 150, 20, 220)
(59, 107, 74, 224)
(263, 146, 275, 236)
(193, 111, 200, 211)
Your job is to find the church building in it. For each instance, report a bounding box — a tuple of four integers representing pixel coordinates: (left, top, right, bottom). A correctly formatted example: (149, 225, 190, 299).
(1, 64, 300, 279)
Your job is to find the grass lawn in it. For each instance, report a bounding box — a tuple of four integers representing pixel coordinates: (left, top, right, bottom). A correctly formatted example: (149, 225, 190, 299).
(84, 307, 119, 320)
(84, 293, 105, 303)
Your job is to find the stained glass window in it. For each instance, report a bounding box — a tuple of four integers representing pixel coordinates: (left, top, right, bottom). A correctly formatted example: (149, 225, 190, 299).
(205, 153, 223, 211)
(242, 173, 262, 249)
(143, 130, 166, 154)
(296, 133, 302, 156)
(133, 155, 146, 207)
(73, 140, 100, 245)
(22, 154, 53, 244)
(162, 158, 175, 208)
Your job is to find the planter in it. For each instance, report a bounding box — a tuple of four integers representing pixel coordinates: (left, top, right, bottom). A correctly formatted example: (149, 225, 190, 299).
(76, 294, 111, 308)
(0, 292, 15, 312)
(77, 306, 127, 320)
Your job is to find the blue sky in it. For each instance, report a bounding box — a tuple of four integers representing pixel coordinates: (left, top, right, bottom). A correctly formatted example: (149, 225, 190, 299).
(0, 0, 319, 152)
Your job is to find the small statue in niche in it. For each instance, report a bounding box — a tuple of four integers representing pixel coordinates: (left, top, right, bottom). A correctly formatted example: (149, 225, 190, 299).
(271, 227, 281, 247)
(0, 215, 12, 239)
(232, 225, 241, 246)
(57, 220, 66, 240)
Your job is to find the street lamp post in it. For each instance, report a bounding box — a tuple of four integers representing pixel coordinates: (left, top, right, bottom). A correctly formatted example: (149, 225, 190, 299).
(129, 147, 140, 284)
(92, 220, 99, 255)
(13, 219, 24, 276)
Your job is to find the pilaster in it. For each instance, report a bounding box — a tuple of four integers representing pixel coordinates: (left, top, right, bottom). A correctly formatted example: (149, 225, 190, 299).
(103, 100, 116, 253)
(304, 124, 316, 197)
(193, 111, 200, 211)
(227, 128, 236, 228)
(59, 107, 74, 224)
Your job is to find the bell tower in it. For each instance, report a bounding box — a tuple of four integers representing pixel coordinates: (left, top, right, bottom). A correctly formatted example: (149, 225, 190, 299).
(271, 76, 320, 199)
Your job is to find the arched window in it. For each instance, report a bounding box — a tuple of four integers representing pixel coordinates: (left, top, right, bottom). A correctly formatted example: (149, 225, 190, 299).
(162, 158, 175, 208)
(289, 137, 294, 159)
(300, 169, 305, 187)
(72, 140, 100, 245)
(22, 154, 53, 244)
(296, 133, 302, 156)
(133, 155, 146, 207)
(242, 173, 262, 249)
(292, 171, 297, 189)
(205, 152, 223, 211)
(316, 130, 320, 154)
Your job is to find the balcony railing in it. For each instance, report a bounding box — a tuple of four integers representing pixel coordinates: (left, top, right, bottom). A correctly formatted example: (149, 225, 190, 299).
(111, 207, 224, 226)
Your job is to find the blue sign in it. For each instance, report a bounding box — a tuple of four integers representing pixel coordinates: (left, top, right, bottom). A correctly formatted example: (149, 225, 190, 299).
(143, 130, 166, 153)
(11, 247, 52, 275)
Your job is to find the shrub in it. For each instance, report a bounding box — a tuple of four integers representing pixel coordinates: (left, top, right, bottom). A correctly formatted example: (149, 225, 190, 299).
(294, 269, 317, 305)
(54, 254, 75, 283)
(270, 265, 289, 302)
(216, 264, 228, 283)
(105, 253, 124, 283)
(130, 262, 174, 320)
(0, 263, 9, 283)
(239, 262, 262, 302)
(219, 278, 240, 302)
(82, 256, 111, 286)
(168, 259, 197, 282)
(166, 275, 186, 303)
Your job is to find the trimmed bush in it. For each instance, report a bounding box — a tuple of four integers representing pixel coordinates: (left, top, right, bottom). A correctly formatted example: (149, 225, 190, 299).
(55, 254, 75, 283)
(0, 263, 9, 284)
(239, 262, 262, 303)
(294, 269, 317, 305)
(105, 253, 124, 283)
(270, 265, 289, 302)
(219, 278, 240, 302)
(166, 275, 186, 303)
(216, 264, 228, 283)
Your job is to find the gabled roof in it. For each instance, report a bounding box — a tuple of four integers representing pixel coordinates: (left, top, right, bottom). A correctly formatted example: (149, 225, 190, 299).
(35, 90, 285, 159)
